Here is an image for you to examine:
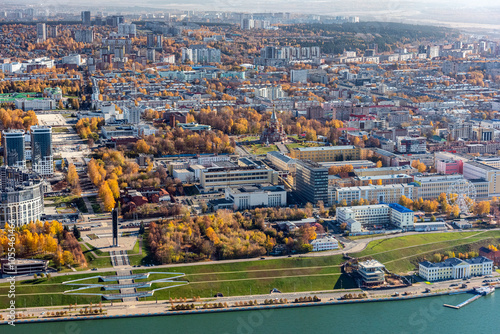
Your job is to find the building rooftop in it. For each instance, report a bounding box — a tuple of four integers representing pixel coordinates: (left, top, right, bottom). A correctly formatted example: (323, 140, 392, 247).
(358, 259, 385, 270)
(293, 145, 356, 152)
(419, 256, 492, 268)
(466, 161, 499, 171)
(229, 184, 284, 194)
(387, 203, 414, 213)
(267, 151, 295, 164)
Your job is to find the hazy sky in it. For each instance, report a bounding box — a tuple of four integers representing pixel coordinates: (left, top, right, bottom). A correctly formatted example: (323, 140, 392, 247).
(14, 0, 500, 29)
(28, 0, 500, 10)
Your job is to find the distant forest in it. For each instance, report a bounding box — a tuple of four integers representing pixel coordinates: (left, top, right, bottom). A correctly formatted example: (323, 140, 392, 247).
(280, 22, 459, 54)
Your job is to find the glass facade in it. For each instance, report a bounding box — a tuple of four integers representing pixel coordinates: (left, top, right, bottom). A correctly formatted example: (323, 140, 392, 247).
(3, 131, 25, 167)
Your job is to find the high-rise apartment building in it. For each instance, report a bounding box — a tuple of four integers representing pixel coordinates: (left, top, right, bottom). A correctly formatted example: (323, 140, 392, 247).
(30, 126, 53, 176)
(3, 130, 26, 169)
(36, 23, 46, 43)
(81, 11, 91, 25)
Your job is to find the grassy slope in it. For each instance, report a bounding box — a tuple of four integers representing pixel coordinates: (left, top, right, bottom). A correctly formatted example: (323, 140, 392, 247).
(0, 272, 115, 308)
(4, 231, 500, 307)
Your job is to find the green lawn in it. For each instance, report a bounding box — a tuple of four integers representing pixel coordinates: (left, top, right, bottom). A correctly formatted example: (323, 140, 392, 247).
(244, 144, 278, 155)
(127, 240, 141, 254)
(84, 243, 110, 256)
(0, 272, 115, 308)
(236, 136, 259, 143)
(347, 233, 387, 240)
(88, 196, 103, 213)
(133, 230, 500, 300)
(81, 243, 112, 269)
(127, 233, 158, 266)
(356, 231, 500, 273)
(5, 231, 500, 307)
(45, 195, 79, 206)
(53, 127, 70, 133)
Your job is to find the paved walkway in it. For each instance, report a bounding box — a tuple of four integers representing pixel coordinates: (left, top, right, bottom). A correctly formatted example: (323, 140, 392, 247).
(276, 142, 289, 154)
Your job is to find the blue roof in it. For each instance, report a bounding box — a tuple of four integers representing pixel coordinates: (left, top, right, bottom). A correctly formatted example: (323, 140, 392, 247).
(386, 203, 413, 213)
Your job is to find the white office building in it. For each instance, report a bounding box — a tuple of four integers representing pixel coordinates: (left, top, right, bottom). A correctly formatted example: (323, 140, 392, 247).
(419, 257, 493, 282)
(414, 174, 465, 200)
(337, 203, 414, 232)
(330, 183, 415, 205)
(311, 236, 339, 252)
(224, 184, 286, 210)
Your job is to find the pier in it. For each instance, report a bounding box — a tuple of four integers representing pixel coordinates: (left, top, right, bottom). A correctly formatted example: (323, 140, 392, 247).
(444, 286, 494, 309)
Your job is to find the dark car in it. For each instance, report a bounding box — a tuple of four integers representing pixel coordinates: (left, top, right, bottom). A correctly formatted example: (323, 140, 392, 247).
(215, 293, 224, 297)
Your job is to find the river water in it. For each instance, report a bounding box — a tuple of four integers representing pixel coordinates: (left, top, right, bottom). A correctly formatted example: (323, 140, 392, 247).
(3, 293, 499, 334)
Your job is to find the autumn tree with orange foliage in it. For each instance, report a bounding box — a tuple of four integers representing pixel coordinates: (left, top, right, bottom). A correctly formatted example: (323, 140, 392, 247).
(98, 181, 116, 212)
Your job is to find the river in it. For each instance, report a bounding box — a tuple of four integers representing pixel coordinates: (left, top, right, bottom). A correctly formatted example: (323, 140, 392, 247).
(3, 293, 499, 334)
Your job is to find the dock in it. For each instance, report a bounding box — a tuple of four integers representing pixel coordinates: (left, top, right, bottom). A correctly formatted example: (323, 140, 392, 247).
(444, 286, 494, 309)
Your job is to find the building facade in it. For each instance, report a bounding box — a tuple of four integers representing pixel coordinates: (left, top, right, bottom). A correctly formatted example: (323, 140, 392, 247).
(330, 184, 415, 206)
(200, 167, 278, 190)
(414, 174, 465, 200)
(311, 236, 339, 252)
(336, 203, 414, 232)
(224, 184, 286, 210)
(463, 161, 500, 198)
(30, 125, 53, 176)
(3, 130, 26, 169)
(0, 167, 44, 227)
(289, 146, 367, 162)
(294, 161, 329, 205)
(357, 260, 386, 286)
(419, 257, 493, 282)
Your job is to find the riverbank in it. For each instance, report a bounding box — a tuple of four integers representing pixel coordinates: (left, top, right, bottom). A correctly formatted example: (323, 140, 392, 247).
(0, 288, 471, 326)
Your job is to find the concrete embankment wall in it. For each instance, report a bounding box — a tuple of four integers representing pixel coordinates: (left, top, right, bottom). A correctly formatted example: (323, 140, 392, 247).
(1, 289, 471, 326)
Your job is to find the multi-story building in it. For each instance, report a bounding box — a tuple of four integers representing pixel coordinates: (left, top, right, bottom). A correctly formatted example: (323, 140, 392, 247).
(419, 257, 493, 282)
(336, 203, 414, 232)
(475, 157, 500, 169)
(472, 127, 494, 141)
(200, 167, 278, 190)
(0, 167, 44, 227)
(81, 11, 91, 25)
(254, 86, 286, 100)
(124, 107, 141, 124)
(15, 98, 55, 111)
(396, 136, 426, 154)
(414, 174, 465, 200)
(311, 236, 339, 252)
(224, 184, 286, 210)
(74, 29, 94, 43)
(436, 159, 463, 175)
(30, 126, 53, 176)
(267, 151, 296, 172)
(330, 184, 415, 206)
(354, 165, 416, 177)
(357, 260, 386, 286)
(1, 258, 48, 275)
(181, 46, 221, 64)
(294, 160, 329, 205)
(36, 23, 46, 43)
(449, 121, 473, 140)
(118, 23, 136, 37)
(288, 146, 367, 162)
(463, 161, 500, 198)
(3, 130, 25, 169)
